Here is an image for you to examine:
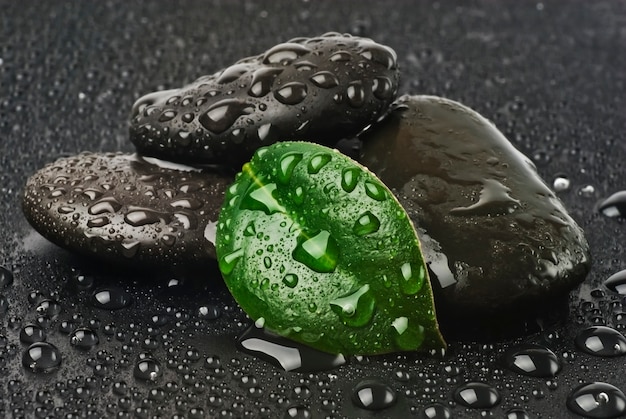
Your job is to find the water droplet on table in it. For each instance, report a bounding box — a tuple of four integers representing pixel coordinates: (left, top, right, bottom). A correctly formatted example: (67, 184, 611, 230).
(575, 326, 626, 357)
(453, 382, 501, 409)
(598, 191, 626, 218)
(567, 382, 626, 418)
(22, 342, 62, 373)
(351, 379, 396, 410)
(503, 344, 561, 377)
(91, 287, 132, 310)
(605, 269, 626, 295)
(69, 327, 100, 349)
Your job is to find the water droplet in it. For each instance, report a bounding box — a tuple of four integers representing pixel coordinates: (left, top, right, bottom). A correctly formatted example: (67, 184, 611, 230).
(22, 342, 62, 373)
(238, 323, 345, 372)
(340, 167, 360, 193)
(282, 273, 299, 288)
(124, 208, 166, 226)
(91, 287, 132, 310)
(391, 317, 425, 350)
(262, 43, 311, 65)
(240, 182, 286, 215)
(360, 43, 397, 69)
(292, 230, 339, 273)
(307, 153, 332, 174)
(503, 344, 561, 377)
(277, 152, 303, 184)
(330, 284, 375, 327)
(274, 82, 307, 105)
(399, 262, 425, 295)
(158, 109, 177, 122)
(87, 216, 110, 228)
(36, 299, 62, 317)
(248, 67, 283, 97)
(69, 327, 100, 349)
(575, 326, 626, 357)
(352, 379, 396, 410)
(20, 324, 46, 344)
(372, 76, 394, 100)
(88, 197, 121, 215)
(310, 71, 339, 89)
(170, 198, 203, 210)
(364, 180, 387, 201)
(567, 382, 626, 418)
(506, 409, 531, 419)
(219, 248, 244, 275)
(579, 184, 596, 198)
(0, 266, 14, 289)
(598, 191, 626, 218)
(605, 269, 626, 294)
(284, 405, 312, 418)
(553, 176, 571, 192)
(329, 51, 352, 62)
(346, 80, 366, 108)
(134, 357, 162, 381)
(454, 382, 501, 409)
(421, 404, 452, 419)
(216, 63, 252, 84)
(353, 211, 380, 236)
(198, 99, 254, 133)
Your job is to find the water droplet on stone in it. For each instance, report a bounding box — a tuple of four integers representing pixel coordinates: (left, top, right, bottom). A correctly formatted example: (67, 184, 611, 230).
(158, 109, 177, 122)
(453, 382, 501, 409)
(329, 51, 352, 62)
(198, 99, 254, 134)
(352, 379, 396, 410)
(346, 80, 366, 108)
(292, 230, 339, 273)
(310, 71, 339, 89)
(330, 284, 375, 327)
(503, 344, 561, 377)
(353, 211, 380, 236)
(86, 216, 110, 228)
(575, 326, 626, 357)
(70, 327, 100, 349)
(124, 208, 166, 227)
(88, 196, 122, 215)
(22, 342, 62, 373)
(307, 153, 332, 174)
(216, 63, 251, 84)
(598, 191, 626, 218)
(91, 287, 132, 310)
(567, 382, 626, 418)
(372, 76, 394, 100)
(249, 67, 283, 97)
(360, 43, 397, 69)
(262, 43, 311, 65)
(605, 269, 626, 295)
(274, 82, 307, 105)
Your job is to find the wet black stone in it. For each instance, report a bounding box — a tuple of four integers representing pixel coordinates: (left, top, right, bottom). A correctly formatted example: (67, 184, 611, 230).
(360, 95, 590, 337)
(22, 152, 232, 272)
(129, 32, 399, 167)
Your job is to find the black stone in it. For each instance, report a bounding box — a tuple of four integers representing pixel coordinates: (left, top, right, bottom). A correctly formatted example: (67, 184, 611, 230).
(360, 95, 591, 337)
(22, 152, 232, 272)
(129, 32, 399, 167)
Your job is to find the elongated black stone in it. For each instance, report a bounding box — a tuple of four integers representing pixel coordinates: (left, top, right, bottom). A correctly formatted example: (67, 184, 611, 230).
(22, 152, 232, 271)
(359, 95, 590, 336)
(129, 32, 399, 167)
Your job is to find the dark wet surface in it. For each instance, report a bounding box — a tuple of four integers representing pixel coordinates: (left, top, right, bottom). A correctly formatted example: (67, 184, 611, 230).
(1, 1, 625, 417)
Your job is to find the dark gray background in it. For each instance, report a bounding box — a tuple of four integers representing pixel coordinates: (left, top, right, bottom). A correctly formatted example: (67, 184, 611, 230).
(1, 1, 625, 418)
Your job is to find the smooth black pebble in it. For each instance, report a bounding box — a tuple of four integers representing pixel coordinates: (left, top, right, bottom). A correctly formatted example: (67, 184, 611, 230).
(359, 95, 590, 337)
(129, 32, 399, 166)
(22, 152, 232, 272)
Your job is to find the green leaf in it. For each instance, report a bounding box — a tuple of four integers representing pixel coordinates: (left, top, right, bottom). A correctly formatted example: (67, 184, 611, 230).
(216, 142, 446, 355)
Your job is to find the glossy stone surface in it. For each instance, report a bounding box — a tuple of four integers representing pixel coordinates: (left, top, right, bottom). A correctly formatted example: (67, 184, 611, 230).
(360, 95, 590, 334)
(22, 152, 231, 271)
(129, 32, 399, 167)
